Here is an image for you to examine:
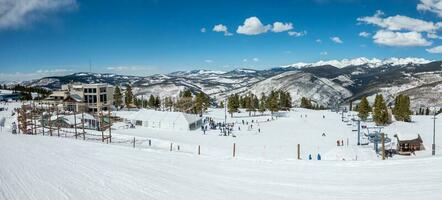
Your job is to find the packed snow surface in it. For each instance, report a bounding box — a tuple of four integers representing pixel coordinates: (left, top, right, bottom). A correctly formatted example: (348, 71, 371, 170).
(1, 102, 442, 199)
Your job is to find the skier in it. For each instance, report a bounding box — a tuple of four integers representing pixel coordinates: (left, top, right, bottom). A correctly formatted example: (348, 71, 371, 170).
(337, 140, 340, 146)
(323, 115, 325, 119)
(322, 132, 326, 137)
(308, 154, 312, 160)
(341, 140, 344, 146)
(11, 122, 17, 134)
(317, 153, 321, 160)
(258, 128, 261, 133)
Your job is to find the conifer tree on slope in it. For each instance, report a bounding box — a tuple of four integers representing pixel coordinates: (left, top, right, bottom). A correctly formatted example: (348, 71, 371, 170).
(358, 96, 370, 121)
(124, 84, 134, 107)
(373, 94, 389, 125)
(113, 86, 123, 110)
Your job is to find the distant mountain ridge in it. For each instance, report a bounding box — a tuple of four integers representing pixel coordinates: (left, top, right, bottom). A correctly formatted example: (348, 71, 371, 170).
(21, 57, 442, 110)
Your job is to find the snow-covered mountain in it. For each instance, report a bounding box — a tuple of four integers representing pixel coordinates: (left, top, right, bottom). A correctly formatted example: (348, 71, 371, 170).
(21, 57, 442, 109)
(284, 57, 432, 69)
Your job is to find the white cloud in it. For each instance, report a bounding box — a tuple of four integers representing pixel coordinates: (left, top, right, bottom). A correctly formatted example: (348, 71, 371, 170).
(316, 39, 322, 43)
(330, 36, 343, 43)
(427, 32, 442, 39)
(200, 27, 206, 33)
(426, 45, 442, 53)
(242, 59, 248, 62)
(272, 22, 293, 32)
(106, 65, 163, 76)
(0, 0, 77, 31)
(359, 31, 371, 37)
(252, 57, 259, 62)
(204, 59, 213, 63)
(0, 68, 73, 81)
(417, 0, 442, 18)
(373, 30, 432, 46)
(288, 30, 307, 37)
(320, 51, 328, 55)
(213, 24, 232, 36)
(357, 10, 441, 33)
(236, 16, 271, 35)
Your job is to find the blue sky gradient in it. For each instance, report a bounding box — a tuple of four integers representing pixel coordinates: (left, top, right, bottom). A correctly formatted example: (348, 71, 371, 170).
(0, 0, 441, 80)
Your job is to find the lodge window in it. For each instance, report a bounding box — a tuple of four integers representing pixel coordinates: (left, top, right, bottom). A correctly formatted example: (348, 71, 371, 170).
(100, 87, 106, 93)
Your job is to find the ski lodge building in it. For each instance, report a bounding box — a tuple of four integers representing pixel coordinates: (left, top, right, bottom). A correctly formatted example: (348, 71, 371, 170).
(43, 83, 114, 113)
(115, 109, 203, 131)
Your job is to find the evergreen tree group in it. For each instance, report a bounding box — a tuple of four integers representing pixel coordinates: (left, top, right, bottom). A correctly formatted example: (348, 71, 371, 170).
(392, 94, 411, 122)
(299, 97, 325, 110)
(227, 90, 292, 117)
(7, 84, 52, 100)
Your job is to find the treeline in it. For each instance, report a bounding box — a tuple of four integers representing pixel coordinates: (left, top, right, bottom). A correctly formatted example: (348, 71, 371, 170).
(357, 94, 412, 125)
(227, 90, 292, 117)
(415, 107, 442, 115)
(1, 84, 52, 100)
(299, 97, 325, 110)
(114, 85, 210, 115)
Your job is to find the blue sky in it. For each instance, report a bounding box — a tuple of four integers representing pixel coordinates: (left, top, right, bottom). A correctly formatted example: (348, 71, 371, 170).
(0, 0, 442, 80)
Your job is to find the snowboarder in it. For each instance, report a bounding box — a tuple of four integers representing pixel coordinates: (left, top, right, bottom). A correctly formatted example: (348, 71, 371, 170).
(317, 153, 321, 160)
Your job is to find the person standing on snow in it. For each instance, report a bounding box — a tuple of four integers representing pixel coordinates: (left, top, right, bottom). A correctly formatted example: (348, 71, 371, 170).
(308, 154, 312, 160)
(317, 153, 321, 160)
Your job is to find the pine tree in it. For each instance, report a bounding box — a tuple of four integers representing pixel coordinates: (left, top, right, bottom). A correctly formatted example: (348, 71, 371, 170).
(124, 84, 133, 106)
(148, 95, 155, 108)
(393, 94, 411, 122)
(373, 94, 389, 125)
(358, 96, 370, 121)
(155, 96, 161, 109)
(258, 93, 266, 115)
(195, 92, 209, 115)
(266, 91, 279, 115)
(300, 97, 312, 109)
(227, 95, 239, 117)
(113, 86, 123, 110)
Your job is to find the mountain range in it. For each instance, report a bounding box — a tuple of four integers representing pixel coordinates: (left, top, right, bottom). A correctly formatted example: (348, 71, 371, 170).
(22, 57, 442, 110)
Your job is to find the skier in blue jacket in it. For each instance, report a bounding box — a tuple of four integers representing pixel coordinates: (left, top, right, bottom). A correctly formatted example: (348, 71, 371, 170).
(317, 153, 321, 160)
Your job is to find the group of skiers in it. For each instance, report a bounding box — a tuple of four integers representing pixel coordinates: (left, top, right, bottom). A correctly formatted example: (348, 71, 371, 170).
(308, 153, 321, 160)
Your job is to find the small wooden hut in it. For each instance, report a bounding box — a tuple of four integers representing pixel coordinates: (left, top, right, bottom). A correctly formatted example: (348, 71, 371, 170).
(394, 134, 424, 155)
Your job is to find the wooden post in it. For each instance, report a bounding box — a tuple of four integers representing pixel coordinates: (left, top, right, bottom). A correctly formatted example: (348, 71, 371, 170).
(49, 106, 52, 136)
(17, 111, 20, 134)
(170, 143, 173, 151)
(381, 133, 385, 160)
(81, 111, 85, 140)
(198, 145, 201, 155)
(100, 111, 104, 142)
(233, 143, 236, 157)
(297, 144, 301, 160)
(108, 109, 112, 143)
(133, 137, 136, 148)
(41, 104, 45, 136)
(74, 111, 77, 139)
(56, 107, 60, 137)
